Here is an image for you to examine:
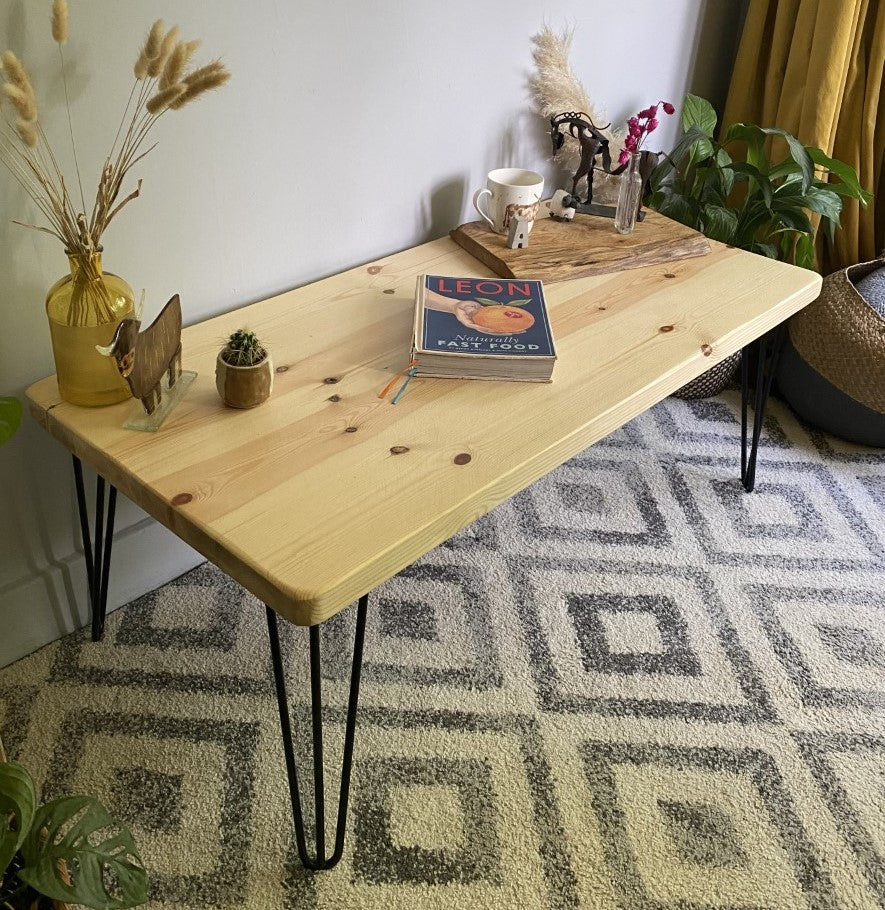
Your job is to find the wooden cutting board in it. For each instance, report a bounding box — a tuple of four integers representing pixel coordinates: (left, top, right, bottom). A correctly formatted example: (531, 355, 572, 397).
(450, 209, 711, 282)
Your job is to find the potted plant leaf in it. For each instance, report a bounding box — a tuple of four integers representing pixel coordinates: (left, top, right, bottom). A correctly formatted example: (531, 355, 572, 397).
(0, 759, 148, 909)
(1, 433, 146, 910)
(215, 328, 273, 409)
(647, 93, 871, 269)
(647, 93, 871, 398)
(0, 398, 22, 446)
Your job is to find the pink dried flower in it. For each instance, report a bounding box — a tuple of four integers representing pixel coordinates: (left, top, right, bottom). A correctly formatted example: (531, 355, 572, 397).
(619, 100, 676, 161)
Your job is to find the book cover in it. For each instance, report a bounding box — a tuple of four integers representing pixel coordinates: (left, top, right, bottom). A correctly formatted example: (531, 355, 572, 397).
(415, 275, 556, 360)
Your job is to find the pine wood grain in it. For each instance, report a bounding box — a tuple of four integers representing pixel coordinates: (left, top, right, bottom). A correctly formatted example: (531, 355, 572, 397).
(27, 227, 820, 627)
(450, 209, 711, 282)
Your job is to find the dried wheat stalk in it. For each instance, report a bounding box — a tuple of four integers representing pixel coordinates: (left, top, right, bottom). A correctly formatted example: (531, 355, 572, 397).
(0, 4, 231, 325)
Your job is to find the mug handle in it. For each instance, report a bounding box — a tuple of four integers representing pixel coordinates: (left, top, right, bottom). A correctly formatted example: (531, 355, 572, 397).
(473, 188, 495, 229)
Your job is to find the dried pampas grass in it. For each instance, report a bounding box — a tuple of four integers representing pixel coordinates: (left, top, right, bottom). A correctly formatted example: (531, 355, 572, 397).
(51, 0, 68, 45)
(170, 61, 230, 108)
(159, 40, 199, 90)
(529, 25, 622, 170)
(148, 25, 179, 78)
(0, 5, 231, 325)
(144, 19, 165, 59)
(146, 83, 185, 114)
(3, 83, 37, 122)
(16, 118, 37, 148)
(2, 51, 34, 97)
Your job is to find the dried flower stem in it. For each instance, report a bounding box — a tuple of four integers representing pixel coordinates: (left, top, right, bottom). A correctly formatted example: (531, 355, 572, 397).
(1, 16, 230, 325)
(51, 0, 68, 45)
(57, 44, 86, 213)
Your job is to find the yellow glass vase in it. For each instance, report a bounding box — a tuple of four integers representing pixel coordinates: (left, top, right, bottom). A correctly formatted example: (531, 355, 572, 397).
(45, 252, 135, 407)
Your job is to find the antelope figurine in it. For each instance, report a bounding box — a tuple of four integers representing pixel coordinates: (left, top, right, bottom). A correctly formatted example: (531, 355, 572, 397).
(550, 111, 660, 217)
(550, 111, 613, 204)
(97, 293, 183, 415)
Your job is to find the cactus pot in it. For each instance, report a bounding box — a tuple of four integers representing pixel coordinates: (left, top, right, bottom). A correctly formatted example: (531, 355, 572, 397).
(215, 351, 274, 408)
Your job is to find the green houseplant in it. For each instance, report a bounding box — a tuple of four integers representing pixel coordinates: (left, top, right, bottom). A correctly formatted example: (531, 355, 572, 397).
(215, 328, 273, 409)
(648, 94, 871, 270)
(0, 399, 22, 447)
(0, 759, 148, 909)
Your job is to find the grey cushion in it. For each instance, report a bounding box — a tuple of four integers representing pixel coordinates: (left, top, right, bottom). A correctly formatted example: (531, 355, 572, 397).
(855, 266, 885, 318)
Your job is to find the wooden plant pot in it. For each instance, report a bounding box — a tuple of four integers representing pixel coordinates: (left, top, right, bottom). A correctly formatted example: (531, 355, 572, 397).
(215, 352, 274, 408)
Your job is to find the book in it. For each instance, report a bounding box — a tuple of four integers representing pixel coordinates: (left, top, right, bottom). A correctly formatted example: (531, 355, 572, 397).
(412, 274, 557, 381)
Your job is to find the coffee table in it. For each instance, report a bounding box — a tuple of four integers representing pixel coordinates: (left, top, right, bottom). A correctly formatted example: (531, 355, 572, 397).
(26, 224, 821, 870)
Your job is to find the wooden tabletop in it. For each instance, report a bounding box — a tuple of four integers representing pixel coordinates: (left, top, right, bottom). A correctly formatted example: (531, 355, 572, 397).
(27, 220, 821, 626)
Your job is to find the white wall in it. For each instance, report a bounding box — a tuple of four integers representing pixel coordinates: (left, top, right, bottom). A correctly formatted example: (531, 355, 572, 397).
(0, 0, 746, 666)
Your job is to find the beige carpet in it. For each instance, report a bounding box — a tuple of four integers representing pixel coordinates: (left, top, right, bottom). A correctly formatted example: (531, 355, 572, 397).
(2, 390, 885, 909)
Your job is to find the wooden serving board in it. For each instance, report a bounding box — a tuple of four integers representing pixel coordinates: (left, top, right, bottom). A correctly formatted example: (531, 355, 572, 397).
(450, 209, 711, 282)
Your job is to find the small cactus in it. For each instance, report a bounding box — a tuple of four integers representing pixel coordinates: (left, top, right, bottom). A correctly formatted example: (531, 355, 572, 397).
(221, 328, 267, 367)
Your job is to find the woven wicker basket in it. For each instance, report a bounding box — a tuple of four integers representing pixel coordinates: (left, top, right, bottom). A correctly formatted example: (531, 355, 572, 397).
(788, 257, 885, 414)
(671, 350, 741, 400)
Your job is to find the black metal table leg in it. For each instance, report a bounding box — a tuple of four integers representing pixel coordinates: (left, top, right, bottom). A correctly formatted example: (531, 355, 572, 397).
(740, 323, 786, 493)
(72, 455, 118, 641)
(266, 594, 368, 871)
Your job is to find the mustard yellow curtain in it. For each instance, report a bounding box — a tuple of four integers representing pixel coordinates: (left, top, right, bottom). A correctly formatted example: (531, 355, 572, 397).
(723, 0, 884, 272)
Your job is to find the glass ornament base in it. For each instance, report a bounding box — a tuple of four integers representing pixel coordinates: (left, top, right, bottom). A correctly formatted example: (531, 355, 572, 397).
(124, 370, 197, 432)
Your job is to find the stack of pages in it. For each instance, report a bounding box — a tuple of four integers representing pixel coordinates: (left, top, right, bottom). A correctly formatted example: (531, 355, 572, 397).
(411, 274, 557, 382)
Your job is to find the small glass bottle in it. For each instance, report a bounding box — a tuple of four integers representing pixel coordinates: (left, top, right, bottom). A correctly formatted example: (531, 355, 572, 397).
(614, 151, 643, 234)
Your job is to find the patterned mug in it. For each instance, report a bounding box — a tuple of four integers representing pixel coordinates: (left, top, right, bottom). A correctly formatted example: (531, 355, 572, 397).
(473, 168, 544, 234)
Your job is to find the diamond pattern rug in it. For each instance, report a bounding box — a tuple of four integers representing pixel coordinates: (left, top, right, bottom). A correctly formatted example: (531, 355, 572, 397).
(2, 390, 885, 909)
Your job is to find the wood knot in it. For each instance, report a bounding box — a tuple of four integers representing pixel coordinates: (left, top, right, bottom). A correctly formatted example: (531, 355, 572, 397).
(323, 377, 340, 384)
(597, 306, 607, 311)
(275, 365, 289, 373)
(345, 426, 358, 433)
(664, 272, 676, 279)
(453, 453, 471, 465)
(171, 493, 193, 506)
(383, 288, 395, 295)
(327, 394, 341, 402)
(701, 344, 713, 356)
(367, 265, 382, 274)
(659, 325, 674, 333)
(390, 445, 409, 455)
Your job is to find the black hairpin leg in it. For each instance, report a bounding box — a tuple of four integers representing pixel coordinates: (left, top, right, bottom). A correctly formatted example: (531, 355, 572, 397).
(72, 455, 117, 641)
(740, 323, 786, 493)
(266, 594, 368, 870)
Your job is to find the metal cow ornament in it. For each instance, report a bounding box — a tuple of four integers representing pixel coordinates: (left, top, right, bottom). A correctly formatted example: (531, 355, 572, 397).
(97, 293, 183, 415)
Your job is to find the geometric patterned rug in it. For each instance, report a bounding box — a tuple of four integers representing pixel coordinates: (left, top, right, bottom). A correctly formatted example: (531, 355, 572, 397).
(2, 389, 885, 909)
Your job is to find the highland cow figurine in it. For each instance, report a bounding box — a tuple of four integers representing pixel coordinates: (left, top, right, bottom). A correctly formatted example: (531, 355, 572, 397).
(97, 293, 183, 415)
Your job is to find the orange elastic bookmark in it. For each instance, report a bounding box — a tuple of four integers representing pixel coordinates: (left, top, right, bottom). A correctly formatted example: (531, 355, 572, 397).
(378, 358, 417, 400)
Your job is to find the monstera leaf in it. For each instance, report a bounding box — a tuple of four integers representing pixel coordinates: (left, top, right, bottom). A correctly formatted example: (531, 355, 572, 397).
(18, 795, 148, 909)
(0, 761, 36, 876)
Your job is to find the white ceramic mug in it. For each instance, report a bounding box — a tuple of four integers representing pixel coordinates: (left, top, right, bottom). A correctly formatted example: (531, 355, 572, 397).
(473, 168, 544, 234)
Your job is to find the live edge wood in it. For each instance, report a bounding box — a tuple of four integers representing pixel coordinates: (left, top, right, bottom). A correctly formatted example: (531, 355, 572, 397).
(450, 209, 711, 282)
(27, 224, 820, 628)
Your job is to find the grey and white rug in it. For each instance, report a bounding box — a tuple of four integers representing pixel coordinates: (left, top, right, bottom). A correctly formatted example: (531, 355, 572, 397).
(2, 389, 885, 910)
